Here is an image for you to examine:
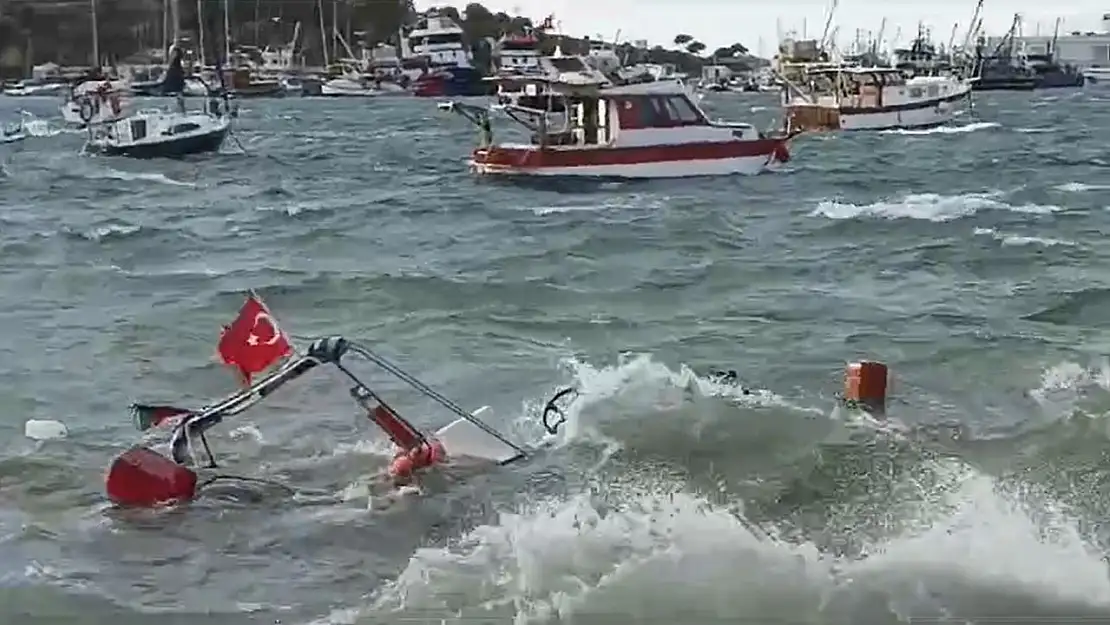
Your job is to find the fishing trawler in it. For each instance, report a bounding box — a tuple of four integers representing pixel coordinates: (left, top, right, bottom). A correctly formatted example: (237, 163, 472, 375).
(439, 54, 790, 178)
(781, 65, 972, 132)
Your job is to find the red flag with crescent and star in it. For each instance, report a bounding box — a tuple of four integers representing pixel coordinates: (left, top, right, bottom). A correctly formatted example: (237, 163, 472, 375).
(217, 292, 292, 386)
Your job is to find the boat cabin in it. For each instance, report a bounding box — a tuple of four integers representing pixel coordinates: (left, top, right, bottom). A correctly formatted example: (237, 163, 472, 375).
(497, 80, 756, 150)
(793, 66, 916, 108)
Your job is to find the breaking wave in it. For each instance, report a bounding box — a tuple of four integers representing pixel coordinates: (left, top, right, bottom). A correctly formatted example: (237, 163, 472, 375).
(302, 354, 1110, 625)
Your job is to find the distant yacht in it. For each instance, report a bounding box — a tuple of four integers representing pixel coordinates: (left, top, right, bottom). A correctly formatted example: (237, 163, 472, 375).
(405, 11, 487, 97)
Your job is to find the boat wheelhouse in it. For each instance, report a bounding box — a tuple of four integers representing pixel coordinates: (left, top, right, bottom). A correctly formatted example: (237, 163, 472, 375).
(781, 65, 972, 132)
(439, 71, 791, 178)
(493, 32, 543, 76)
(407, 13, 472, 68)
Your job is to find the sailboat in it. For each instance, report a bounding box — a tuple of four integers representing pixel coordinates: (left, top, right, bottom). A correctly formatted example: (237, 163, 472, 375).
(84, 47, 232, 158)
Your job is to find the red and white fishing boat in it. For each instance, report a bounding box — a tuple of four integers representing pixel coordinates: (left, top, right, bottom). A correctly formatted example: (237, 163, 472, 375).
(438, 54, 791, 178)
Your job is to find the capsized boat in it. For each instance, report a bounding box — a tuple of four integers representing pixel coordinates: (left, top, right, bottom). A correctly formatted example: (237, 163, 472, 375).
(103, 335, 551, 507)
(438, 54, 792, 178)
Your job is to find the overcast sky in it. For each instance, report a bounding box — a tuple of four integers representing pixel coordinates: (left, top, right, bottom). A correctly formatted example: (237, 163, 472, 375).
(415, 0, 1110, 53)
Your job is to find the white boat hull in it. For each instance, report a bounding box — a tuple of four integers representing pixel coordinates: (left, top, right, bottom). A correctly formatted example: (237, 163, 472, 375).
(1084, 68, 1110, 86)
(434, 415, 523, 464)
(320, 85, 381, 97)
(472, 154, 778, 178)
(838, 97, 967, 130)
(86, 110, 230, 158)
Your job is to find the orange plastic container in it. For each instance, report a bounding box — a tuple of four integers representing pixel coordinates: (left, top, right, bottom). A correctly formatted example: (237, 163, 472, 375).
(844, 361, 888, 412)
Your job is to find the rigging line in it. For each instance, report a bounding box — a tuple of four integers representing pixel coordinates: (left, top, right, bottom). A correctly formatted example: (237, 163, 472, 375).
(347, 342, 527, 456)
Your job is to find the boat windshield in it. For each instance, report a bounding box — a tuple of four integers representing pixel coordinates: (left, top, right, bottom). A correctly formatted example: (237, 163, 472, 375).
(549, 57, 590, 73)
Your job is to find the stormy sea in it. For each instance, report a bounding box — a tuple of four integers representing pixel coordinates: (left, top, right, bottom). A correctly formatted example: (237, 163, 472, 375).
(1, 88, 1110, 624)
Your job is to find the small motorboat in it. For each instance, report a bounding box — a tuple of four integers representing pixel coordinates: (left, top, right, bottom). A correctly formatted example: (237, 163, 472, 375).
(1, 115, 27, 144)
(439, 53, 792, 178)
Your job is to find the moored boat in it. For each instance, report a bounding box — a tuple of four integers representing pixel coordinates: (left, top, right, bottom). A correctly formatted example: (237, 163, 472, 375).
(438, 56, 791, 179)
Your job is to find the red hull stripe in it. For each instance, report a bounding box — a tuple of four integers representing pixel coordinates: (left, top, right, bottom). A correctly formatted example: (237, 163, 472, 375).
(473, 139, 785, 169)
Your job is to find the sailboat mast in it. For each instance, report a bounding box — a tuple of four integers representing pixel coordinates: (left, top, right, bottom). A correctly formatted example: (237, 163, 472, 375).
(223, 0, 232, 62)
(197, 0, 206, 65)
(90, 0, 100, 67)
(331, 0, 338, 61)
(162, 0, 169, 57)
(317, 0, 329, 66)
(171, 0, 180, 43)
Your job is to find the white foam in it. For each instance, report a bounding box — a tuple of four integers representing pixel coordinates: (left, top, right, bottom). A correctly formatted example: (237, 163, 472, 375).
(813, 191, 1062, 222)
(306, 461, 1110, 625)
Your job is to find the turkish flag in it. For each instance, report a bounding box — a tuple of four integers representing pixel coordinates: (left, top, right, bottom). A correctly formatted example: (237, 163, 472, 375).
(217, 293, 292, 385)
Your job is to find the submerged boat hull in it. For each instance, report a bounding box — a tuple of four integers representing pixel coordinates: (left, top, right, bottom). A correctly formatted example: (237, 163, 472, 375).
(470, 139, 788, 178)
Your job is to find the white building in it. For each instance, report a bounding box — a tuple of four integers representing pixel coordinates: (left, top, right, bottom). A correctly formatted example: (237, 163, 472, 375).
(984, 13, 1110, 68)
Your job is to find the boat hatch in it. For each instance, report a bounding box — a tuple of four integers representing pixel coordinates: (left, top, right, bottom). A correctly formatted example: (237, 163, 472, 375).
(170, 122, 201, 134)
(130, 118, 148, 141)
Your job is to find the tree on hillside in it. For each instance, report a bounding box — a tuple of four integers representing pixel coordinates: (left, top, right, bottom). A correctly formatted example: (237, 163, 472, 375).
(0, 0, 721, 76)
(685, 41, 706, 56)
(711, 43, 750, 59)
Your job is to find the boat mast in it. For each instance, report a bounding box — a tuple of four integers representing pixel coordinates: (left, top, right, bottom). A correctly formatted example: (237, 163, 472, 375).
(1050, 17, 1061, 56)
(223, 0, 232, 63)
(197, 0, 206, 66)
(170, 0, 180, 49)
(331, 0, 338, 62)
(162, 0, 169, 57)
(317, 0, 330, 66)
(90, 0, 100, 67)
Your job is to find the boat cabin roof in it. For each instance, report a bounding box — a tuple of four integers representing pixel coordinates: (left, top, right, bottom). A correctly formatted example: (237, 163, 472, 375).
(486, 54, 613, 89)
(807, 66, 903, 75)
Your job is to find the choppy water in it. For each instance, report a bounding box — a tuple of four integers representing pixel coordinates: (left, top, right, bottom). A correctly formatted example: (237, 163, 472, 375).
(2, 89, 1110, 624)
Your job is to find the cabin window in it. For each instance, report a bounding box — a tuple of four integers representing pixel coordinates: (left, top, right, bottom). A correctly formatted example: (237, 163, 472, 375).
(927, 85, 939, 97)
(908, 87, 923, 98)
(615, 97, 643, 129)
(665, 96, 703, 123)
(130, 119, 147, 140)
(170, 123, 201, 134)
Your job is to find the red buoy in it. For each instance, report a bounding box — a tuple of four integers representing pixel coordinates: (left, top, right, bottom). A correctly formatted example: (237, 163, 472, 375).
(105, 446, 198, 507)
